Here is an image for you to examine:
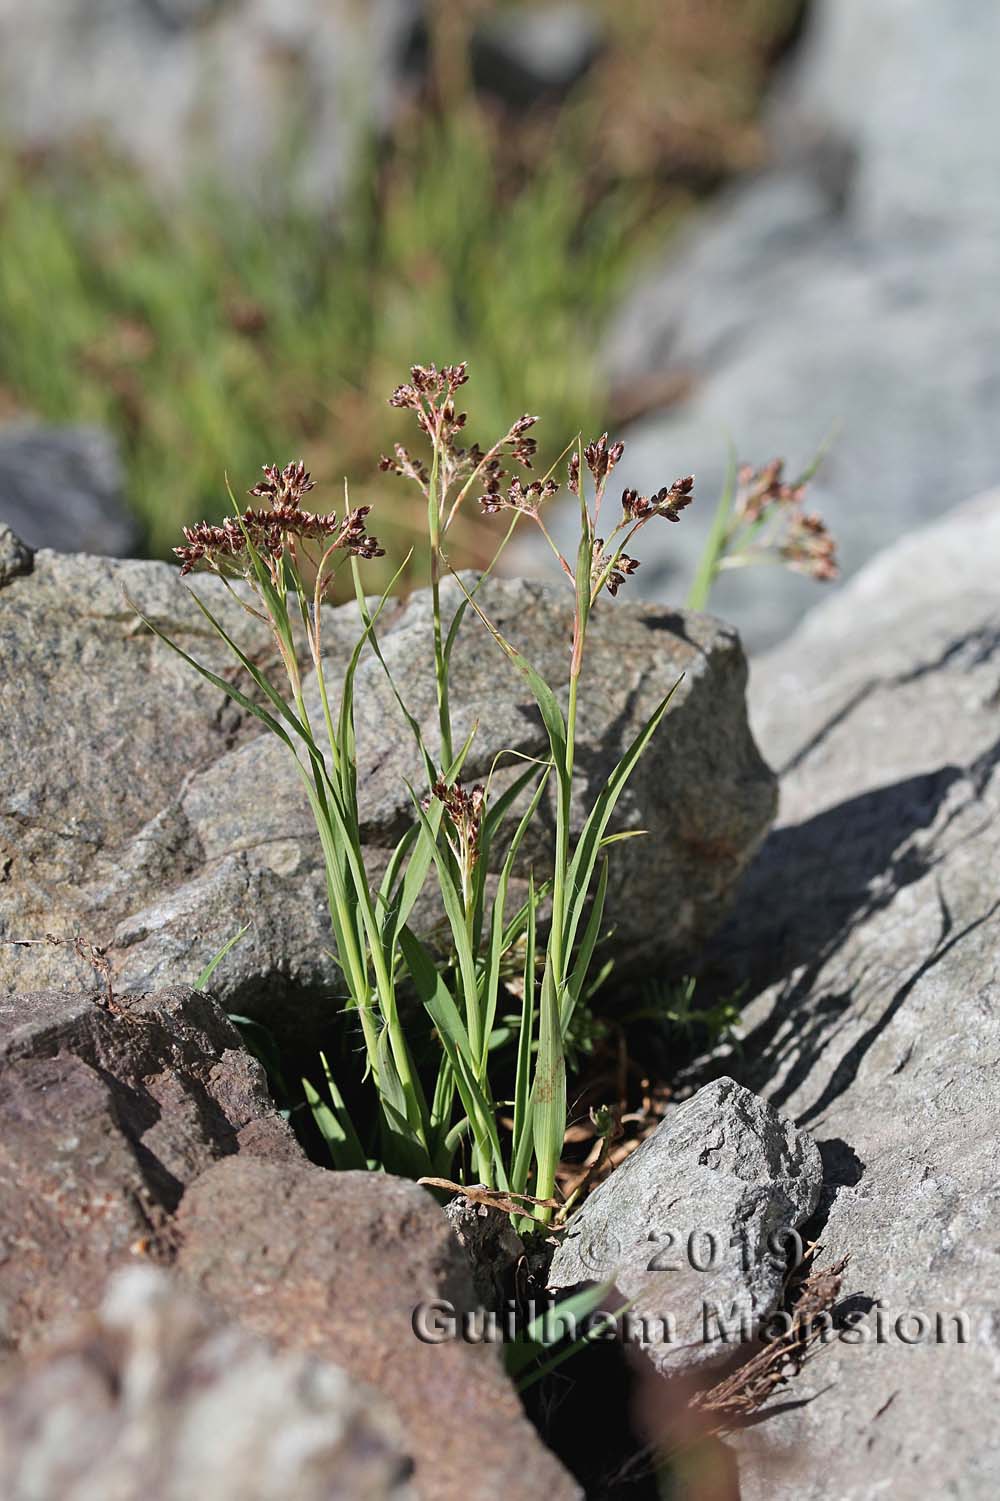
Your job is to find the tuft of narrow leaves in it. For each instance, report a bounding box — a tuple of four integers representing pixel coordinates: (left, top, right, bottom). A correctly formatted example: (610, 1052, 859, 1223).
(151, 361, 698, 1222)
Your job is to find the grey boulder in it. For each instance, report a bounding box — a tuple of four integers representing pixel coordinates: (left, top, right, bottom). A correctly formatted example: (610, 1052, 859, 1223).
(0, 548, 775, 1045)
(0, 426, 137, 557)
(176, 1156, 582, 1500)
(0, 985, 299, 1352)
(548, 1076, 822, 1378)
(0, 1265, 414, 1501)
(709, 489, 1000, 1497)
(589, 0, 1000, 649)
(472, 3, 602, 104)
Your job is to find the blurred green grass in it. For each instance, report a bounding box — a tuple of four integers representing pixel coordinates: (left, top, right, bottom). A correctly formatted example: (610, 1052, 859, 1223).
(0, 122, 653, 581)
(0, 0, 802, 582)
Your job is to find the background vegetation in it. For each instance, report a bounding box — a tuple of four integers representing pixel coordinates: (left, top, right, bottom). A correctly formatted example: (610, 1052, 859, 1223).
(0, 1, 802, 583)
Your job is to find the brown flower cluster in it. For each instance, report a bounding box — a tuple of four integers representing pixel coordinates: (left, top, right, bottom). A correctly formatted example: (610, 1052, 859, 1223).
(591, 538, 641, 597)
(782, 510, 838, 581)
(570, 434, 696, 599)
(248, 459, 315, 508)
(174, 461, 384, 578)
(428, 778, 485, 873)
(383, 366, 697, 605)
(479, 475, 559, 517)
(567, 432, 626, 498)
(382, 362, 539, 514)
(584, 432, 626, 484)
(388, 361, 470, 414)
(735, 459, 838, 581)
(621, 474, 694, 524)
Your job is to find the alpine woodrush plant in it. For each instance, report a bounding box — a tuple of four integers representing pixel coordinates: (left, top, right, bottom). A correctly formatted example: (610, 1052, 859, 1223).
(135, 361, 697, 1226)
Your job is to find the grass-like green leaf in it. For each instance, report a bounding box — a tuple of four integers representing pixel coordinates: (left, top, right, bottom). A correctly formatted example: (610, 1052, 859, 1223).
(563, 676, 682, 963)
(563, 855, 609, 1033)
(304, 1052, 368, 1171)
(511, 874, 538, 1195)
(407, 786, 485, 1065)
(532, 960, 567, 1206)
(478, 767, 550, 1068)
(195, 922, 251, 991)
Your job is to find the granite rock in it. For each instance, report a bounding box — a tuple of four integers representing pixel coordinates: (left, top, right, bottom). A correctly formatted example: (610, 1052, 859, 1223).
(548, 1077, 821, 1378)
(176, 1156, 581, 1500)
(0, 425, 137, 557)
(0, 0, 419, 208)
(706, 490, 1000, 1496)
(472, 3, 601, 105)
(0, 549, 775, 1045)
(0, 985, 299, 1351)
(579, 0, 1000, 650)
(0, 1265, 414, 1501)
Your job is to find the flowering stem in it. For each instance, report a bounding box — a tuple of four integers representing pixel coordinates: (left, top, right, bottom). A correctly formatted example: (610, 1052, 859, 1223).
(688, 451, 738, 612)
(427, 415, 454, 769)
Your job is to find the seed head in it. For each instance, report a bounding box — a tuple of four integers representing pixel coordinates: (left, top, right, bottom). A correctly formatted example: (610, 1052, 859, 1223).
(479, 476, 559, 517)
(621, 474, 694, 524)
(584, 433, 625, 485)
(248, 460, 315, 509)
(428, 779, 485, 871)
(174, 467, 384, 577)
(592, 538, 640, 597)
(781, 511, 838, 581)
(731, 459, 837, 582)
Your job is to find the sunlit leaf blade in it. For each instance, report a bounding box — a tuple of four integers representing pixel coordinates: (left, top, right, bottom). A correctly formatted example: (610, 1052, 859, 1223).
(195, 922, 251, 991)
(511, 874, 537, 1194)
(480, 768, 550, 1066)
(563, 855, 609, 1032)
(563, 676, 682, 961)
(406, 787, 484, 1063)
(399, 925, 507, 1189)
(532, 961, 566, 1206)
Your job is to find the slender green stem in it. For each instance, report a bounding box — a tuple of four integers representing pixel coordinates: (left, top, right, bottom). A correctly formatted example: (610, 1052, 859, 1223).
(687, 448, 738, 612)
(427, 418, 454, 769)
(532, 632, 582, 1220)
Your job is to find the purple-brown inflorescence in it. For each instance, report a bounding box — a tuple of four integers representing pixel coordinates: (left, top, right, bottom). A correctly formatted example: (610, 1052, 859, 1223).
(427, 778, 485, 876)
(621, 474, 694, 525)
(733, 459, 838, 582)
(383, 364, 697, 607)
(584, 432, 625, 486)
(592, 538, 641, 597)
(576, 434, 695, 600)
(248, 459, 315, 509)
(479, 476, 559, 518)
(782, 510, 839, 581)
(381, 362, 541, 526)
(173, 461, 385, 578)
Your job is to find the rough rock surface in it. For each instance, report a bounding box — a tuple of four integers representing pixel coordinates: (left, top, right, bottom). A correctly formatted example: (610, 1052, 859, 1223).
(0, 0, 418, 207)
(0, 1265, 414, 1501)
(0, 525, 32, 588)
(705, 490, 1000, 1496)
(0, 548, 775, 1044)
(176, 1156, 581, 1501)
(444, 1197, 525, 1310)
(581, 0, 1000, 649)
(0, 425, 137, 557)
(548, 1077, 821, 1377)
(0, 986, 299, 1351)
